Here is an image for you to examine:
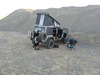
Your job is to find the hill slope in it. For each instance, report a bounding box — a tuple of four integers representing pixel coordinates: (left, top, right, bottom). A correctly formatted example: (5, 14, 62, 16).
(0, 5, 100, 35)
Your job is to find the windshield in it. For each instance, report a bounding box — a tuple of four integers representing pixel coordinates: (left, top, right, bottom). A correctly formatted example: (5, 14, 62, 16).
(34, 26, 45, 33)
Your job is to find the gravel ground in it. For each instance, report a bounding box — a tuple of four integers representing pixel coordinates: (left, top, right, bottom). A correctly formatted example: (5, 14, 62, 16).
(0, 31, 100, 75)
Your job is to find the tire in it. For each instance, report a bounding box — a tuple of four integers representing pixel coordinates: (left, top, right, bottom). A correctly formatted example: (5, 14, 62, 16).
(46, 38, 54, 49)
(37, 32, 47, 43)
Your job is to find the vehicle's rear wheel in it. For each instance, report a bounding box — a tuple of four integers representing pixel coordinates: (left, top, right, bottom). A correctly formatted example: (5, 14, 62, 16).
(37, 32, 47, 43)
(46, 38, 54, 49)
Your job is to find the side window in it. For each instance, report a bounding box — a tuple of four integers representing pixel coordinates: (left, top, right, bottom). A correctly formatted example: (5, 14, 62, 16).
(43, 15, 54, 26)
(36, 14, 41, 25)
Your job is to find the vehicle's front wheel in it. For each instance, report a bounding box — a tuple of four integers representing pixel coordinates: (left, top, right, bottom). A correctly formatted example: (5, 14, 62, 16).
(46, 38, 54, 49)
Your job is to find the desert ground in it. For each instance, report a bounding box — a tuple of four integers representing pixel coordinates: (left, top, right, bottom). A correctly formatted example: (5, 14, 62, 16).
(0, 5, 100, 75)
(0, 31, 100, 75)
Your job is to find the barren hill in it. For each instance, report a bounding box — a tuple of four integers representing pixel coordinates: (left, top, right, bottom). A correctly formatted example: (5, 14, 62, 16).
(0, 5, 100, 35)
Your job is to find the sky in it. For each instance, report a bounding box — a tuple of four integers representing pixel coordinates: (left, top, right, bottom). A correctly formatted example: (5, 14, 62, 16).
(0, 0, 100, 17)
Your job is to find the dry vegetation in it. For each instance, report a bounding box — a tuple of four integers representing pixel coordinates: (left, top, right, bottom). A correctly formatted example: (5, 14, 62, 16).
(0, 31, 100, 75)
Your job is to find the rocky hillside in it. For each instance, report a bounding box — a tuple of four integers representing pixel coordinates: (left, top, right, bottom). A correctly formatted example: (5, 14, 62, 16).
(0, 5, 100, 35)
